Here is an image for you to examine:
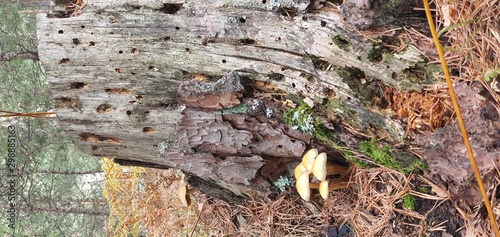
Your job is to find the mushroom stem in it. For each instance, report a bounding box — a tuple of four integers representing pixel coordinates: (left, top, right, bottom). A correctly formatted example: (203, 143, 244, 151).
(296, 170, 351, 201)
(324, 162, 349, 176)
(317, 177, 350, 200)
(309, 177, 349, 190)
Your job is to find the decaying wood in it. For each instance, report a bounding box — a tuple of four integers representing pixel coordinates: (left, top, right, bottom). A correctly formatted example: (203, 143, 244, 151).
(36, 0, 428, 199)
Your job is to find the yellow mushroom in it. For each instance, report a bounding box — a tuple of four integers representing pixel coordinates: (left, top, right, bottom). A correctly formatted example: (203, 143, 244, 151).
(311, 152, 349, 181)
(294, 163, 308, 180)
(296, 170, 313, 201)
(301, 148, 318, 171)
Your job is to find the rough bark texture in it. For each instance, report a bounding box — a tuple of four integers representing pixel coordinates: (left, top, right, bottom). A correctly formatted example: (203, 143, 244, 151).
(36, 0, 428, 200)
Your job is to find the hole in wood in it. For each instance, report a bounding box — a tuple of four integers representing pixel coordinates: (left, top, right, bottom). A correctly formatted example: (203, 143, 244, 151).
(131, 48, 137, 53)
(239, 17, 246, 23)
(142, 127, 156, 133)
(58, 30, 64, 34)
(59, 58, 70, 64)
(69, 82, 87, 89)
(119, 50, 123, 54)
(320, 20, 327, 27)
(89, 41, 95, 46)
(269, 73, 285, 81)
(96, 104, 114, 114)
(239, 38, 255, 45)
(79, 132, 121, 144)
(105, 88, 131, 94)
(126, 110, 132, 116)
(156, 3, 183, 14)
(222, 59, 227, 63)
(54, 97, 82, 110)
(72, 38, 81, 45)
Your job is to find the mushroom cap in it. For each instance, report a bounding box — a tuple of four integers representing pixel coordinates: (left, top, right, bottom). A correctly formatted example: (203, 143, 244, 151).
(177, 179, 192, 207)
(296, 170, 311, 201)
(311, 152, 328, 181)
(294, 163, 308, 180)
(319, 180, 330, 200)
(301, 149, 318, 171)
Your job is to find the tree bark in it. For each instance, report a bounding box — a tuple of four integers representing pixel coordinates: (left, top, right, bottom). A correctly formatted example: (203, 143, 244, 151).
(36, 0, 428, 201)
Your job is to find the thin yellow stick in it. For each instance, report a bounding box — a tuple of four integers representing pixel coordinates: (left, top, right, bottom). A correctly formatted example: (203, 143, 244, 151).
(422, 1, 500, 236)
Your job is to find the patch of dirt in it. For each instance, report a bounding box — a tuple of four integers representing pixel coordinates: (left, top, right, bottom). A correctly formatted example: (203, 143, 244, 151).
(392, 198, 463, 237)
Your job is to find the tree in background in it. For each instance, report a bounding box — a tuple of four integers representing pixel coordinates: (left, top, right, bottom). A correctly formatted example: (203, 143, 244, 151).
(1, 0, 107, 235)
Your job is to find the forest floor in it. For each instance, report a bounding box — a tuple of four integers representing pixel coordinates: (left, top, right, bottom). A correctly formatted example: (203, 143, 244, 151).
(102, 0, 500, 236)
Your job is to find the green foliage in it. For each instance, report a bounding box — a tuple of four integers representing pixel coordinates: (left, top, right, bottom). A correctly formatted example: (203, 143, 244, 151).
(402, 193, 417, 211)
(484, 68, 500, 82)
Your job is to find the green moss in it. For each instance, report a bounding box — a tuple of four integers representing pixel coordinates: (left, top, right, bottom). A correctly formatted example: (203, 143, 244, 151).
(326, 99, 358, 122)
(300, 72, 316, 82)
(332, 35, 351, 51)
(360, 139, 426, 174)
(402, 193, 416, 210)
(360, 139, 404, 171)
(366, 36, 400, 63)
(401, 63, 442, 84)
(284, 102, 349, 155)
(283, 103, 316, 134)
(418, 186, 431, 194)
(367, 47, 386, 62)
(310, 56, 331, 71)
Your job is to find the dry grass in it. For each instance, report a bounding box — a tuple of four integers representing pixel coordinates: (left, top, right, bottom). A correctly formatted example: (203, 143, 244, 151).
(102, 159, 209, 237)
(198, 193, 325, 236)
(431, 0, 500, 106)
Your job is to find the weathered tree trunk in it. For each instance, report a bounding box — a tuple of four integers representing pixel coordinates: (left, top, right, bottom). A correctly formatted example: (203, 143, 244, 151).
(36, 0, 427, 201)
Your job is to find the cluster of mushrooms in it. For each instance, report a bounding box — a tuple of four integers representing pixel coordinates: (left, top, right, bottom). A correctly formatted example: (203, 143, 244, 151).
(294, 149, 350, 201)
(177, 149, 350, 206)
